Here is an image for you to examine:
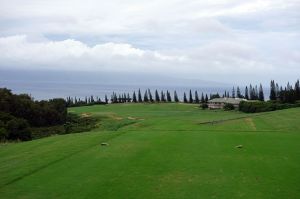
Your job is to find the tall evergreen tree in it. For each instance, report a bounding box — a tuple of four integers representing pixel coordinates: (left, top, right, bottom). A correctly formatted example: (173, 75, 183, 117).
(295, 80, 300, 100)
(205, 94, 208, 103)
(201, 93, 205, 103)
(148, 89, 153, 102)
(127, 93, 131, 103)
(155, 90, 160, 102)
(174, 91, 179, 102)
(237, 87, 242, 98)
(249, 84, 254, 100)
(114, 93, 118, 103)
(122, 93, 126, 103)
(166, 90, 172, 102)
(110, 94, 113, 103)
(132, 91, 137, 103)
(232, 87, 235, 98)
(270, 80, 276, 100)
(279, 86, 284, 101)
(255, 86, 258, 100)
(195, 91, 200, 103)
(143, 90, 149, 102)
(189, 90, 193, 103)
(105, 95, 108, 104)
(287, 82, 292, 90)
(250, 87, 256, 100)
(245, 86, 249, 100)
(275, 83, 280, 99)
(161, 91, 166, 102)
(183, 92, 188, 103)
(138, 89, 142, 102)
(258, 84, 264, 101)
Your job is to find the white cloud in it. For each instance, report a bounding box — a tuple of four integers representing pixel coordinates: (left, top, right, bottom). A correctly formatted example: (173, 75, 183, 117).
(0, 0, 299, 84)
(0, 35, 187, 72)
(1, 0, 298, 37)
(1, 34, 294, 79)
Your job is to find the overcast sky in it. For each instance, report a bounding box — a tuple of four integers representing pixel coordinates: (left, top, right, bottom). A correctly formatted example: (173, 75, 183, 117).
(0, 0, 299, 85)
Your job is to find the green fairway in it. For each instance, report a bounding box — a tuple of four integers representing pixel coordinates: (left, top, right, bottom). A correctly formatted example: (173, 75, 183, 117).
(1, 103, 300, 198)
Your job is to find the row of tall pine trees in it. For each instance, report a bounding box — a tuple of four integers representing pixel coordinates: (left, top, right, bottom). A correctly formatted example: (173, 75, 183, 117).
(66, 80, 300, 107)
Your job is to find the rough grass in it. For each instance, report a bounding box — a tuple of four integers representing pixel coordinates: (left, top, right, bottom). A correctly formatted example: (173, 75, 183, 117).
(0, 103, 300, 199)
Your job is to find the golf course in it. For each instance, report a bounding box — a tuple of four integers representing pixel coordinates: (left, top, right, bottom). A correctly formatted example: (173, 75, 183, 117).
(0, 103, 299, 198)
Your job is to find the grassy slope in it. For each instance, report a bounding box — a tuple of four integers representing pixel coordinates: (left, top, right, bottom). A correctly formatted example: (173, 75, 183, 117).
(0, 103, 299, 199)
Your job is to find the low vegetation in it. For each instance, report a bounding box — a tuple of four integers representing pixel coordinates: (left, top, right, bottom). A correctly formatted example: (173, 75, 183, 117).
(0, 88, 102, 141)
(0, 103, 299, 198)
(0, 88, 67, 141)
(223, 103, 235, 111)
(64, 113, 100, 134)
(239, 101, 300, 113)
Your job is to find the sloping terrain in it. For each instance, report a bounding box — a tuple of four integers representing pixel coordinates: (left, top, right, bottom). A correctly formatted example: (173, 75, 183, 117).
(0, 104, 300, 198)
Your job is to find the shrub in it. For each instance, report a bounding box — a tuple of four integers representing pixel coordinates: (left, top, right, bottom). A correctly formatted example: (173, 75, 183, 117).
(239, 101, 300, 113)
(6, 118, 31, 141)
(31, 125, 66, 139)
(0, 127, 8, 141)
(201, 103, 208, 109)
(224, 103, 234, 111)
(0, 88, 67, 127)
(64, 113, 99, 134)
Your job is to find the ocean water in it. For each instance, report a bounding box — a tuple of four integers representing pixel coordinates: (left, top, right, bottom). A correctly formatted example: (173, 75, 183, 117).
(0, 79, 236, 101)
(0, 69, 271, 101)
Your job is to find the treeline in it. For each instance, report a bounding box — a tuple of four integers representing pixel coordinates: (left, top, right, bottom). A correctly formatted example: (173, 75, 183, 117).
(66, 85, 265, 107)
(66, 89, 210, 107)
(109, 87, 263, 104)
(111, 89, 211, 104)
(211, 84, 265, 101)
(0, 88, 67, 141)
(239, 80, 300, 113)
(66, 95, 108, 107)
(107, 86, 263, 104)
(270, 80, 300, 103)
(66, 80, 299, 109)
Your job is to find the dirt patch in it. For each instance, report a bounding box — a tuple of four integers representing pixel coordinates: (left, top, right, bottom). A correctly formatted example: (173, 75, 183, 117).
(81, 113, 92, 118)
(128, 117, 145, 121)
(245, 118, 257, 130)
(110, 115, 123, 120)
(127, 117, 136, 120)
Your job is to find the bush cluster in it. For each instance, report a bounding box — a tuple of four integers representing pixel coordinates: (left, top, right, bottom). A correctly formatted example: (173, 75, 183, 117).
(0, 88, 67, 141)
(239, 101, 300, 113)
(223, 103, 235, 111)
(0, 112, 31, 141)
(64, 113, 99, 134)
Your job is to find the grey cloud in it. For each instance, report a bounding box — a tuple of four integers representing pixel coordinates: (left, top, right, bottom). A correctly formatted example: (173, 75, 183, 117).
(0, 0, 299, 85)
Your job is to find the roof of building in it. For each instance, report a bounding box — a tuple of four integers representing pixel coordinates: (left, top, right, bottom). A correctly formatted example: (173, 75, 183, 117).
(208, 98, 246, 105)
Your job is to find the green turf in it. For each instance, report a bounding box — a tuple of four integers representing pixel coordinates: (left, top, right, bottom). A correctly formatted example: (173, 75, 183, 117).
(1, 103, 300, 198)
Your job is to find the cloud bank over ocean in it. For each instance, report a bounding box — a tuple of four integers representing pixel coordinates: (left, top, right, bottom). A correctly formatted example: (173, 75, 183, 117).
(0, 0, 299, 84)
